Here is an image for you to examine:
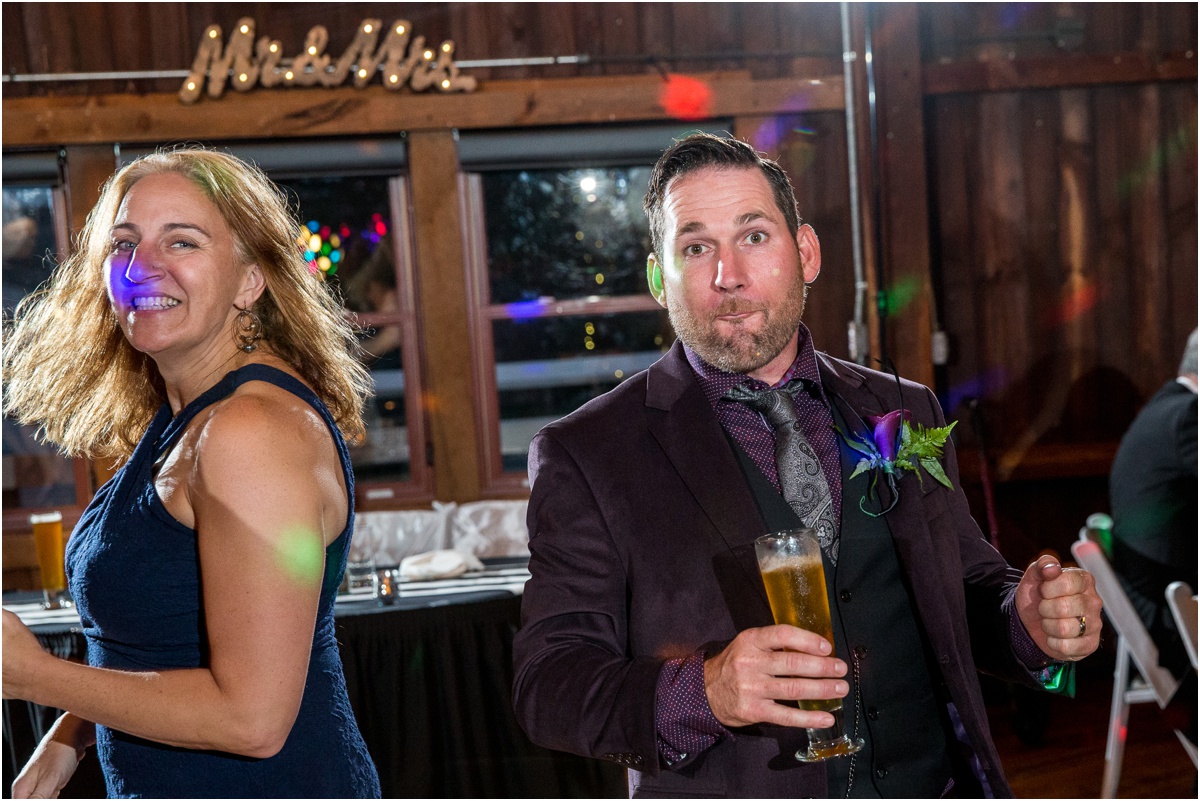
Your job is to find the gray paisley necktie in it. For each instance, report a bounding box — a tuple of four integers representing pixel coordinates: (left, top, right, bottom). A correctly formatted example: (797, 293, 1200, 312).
(725, 378, 839, 564)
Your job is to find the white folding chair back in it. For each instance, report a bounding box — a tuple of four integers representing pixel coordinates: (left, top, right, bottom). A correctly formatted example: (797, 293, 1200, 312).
(1165, 581, 1198, 671)
(1071, 526, 1183, 797)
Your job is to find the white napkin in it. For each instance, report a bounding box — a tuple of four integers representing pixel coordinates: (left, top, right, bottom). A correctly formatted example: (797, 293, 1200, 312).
(399, 549, 485, 581)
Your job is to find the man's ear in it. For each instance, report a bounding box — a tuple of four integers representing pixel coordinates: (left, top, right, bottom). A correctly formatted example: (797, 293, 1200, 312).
(647, 254, 666, 307)
(796, 225, 821, 284)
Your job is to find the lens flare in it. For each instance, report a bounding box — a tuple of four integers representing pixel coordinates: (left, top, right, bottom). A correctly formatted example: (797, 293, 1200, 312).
(276, 525, 323, 584)
(877, 276, 922, 316)
(1041, 281, 1101, 328)
(660, 74, 713, 121)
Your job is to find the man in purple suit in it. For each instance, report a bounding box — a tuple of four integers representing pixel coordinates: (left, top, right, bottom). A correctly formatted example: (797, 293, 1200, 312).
(513, 133, 1102, 798)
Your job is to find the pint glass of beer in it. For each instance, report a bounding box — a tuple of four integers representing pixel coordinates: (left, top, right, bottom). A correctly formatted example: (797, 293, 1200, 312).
(30, 511, 72, 610)
(754, 528, 863, 762)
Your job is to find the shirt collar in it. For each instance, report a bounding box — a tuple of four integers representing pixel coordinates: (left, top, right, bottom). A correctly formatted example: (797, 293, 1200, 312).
(683, 322, 827, 410)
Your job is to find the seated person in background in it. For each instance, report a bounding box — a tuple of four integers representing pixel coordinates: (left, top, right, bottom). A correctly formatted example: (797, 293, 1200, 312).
(345, 234, 402, 371)
(1110, 329, 1197, 736)
(2, 147, 380, 798)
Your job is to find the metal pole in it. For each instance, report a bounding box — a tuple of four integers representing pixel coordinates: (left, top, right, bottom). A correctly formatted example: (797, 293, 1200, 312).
(840, 2, 869, 365)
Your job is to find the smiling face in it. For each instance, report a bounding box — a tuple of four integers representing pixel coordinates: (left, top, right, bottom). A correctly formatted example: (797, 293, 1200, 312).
(104, 172, 263, 367)
(648, 165, 820, 383)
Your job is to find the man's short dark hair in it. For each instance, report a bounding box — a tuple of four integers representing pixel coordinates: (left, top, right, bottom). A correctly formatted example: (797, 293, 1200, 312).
(643, 132, 802, 260)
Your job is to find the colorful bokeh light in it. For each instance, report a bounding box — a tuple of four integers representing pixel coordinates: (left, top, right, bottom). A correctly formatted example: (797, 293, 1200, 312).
(660, 74, 713, 121)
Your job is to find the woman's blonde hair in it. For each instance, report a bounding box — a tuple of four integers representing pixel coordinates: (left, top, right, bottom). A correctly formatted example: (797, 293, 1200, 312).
(3, 146, 371, 459)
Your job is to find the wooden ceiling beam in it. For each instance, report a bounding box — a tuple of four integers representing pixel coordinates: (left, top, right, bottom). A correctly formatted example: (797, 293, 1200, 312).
(2, 71, 845, 147)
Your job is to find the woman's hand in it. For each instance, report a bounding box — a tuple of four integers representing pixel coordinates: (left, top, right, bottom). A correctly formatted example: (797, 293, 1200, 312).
(12, 713, 91, 799)
(3, 609, 50, 701)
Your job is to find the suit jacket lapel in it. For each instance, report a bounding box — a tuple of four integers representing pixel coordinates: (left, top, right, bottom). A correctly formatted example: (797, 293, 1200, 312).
(818, 353, 960, 641)
(645, 342, 770, 602)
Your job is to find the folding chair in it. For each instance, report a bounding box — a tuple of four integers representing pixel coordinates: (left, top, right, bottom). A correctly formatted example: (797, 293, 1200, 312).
(1165, 581, 1198, 671)
(1071, 525, 1196, 797)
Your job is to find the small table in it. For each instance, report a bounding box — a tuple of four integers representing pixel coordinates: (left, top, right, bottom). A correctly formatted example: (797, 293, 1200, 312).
(2, 561, 624, 798)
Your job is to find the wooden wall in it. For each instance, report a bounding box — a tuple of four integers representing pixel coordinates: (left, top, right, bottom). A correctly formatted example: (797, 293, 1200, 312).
(0, 2, 845, 95)
(2, 2, 1196, 576)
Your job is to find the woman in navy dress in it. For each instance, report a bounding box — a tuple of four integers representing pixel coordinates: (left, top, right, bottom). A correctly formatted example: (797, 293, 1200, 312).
(2, 148, 381, 798)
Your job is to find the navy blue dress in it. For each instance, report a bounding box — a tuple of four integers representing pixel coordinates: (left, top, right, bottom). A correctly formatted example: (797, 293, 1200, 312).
(65, 364, 381, 798)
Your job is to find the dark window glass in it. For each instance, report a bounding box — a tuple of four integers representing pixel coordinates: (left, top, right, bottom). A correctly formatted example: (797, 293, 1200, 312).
(475, 164, 671, 474)
(482, 167, 654, 303)
(493, 311, 674, 470)
(2, 185, 75, 509)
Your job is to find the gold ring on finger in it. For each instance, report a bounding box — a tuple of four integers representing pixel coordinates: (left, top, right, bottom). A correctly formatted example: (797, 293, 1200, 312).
(1077, 615, 1087, 638)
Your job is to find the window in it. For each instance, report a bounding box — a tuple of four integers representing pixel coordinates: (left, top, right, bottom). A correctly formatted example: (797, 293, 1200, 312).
(1, 153, 89, 518)
(460, 124, 729, 492)
(117, 139, 431, 506)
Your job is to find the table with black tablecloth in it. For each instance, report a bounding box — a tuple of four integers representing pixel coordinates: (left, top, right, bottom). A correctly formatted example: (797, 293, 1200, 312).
(2, 564, 624, 799)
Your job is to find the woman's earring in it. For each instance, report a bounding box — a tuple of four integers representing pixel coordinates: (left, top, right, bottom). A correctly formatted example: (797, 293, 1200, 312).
(235, 307, 263, 353)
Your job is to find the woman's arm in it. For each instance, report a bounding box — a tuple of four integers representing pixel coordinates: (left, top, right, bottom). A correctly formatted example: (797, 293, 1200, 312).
(2, 388, 346, 757)
(11, 712, 94, 799)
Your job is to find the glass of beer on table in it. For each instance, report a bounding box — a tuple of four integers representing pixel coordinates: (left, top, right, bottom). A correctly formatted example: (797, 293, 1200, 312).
(754, 528, 863, 762)
(30, 511, 72, 610)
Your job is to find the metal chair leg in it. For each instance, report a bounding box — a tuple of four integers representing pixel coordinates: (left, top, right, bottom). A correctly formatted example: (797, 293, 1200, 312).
(1102, 637, 1132, 798)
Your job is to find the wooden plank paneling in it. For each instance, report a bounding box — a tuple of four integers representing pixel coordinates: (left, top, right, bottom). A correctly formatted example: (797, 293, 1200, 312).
(930, 93, 981, 428)
(871, 3, 935, 388)
(1128, 83, 1171, 393)
(594, 2, 644, 77)
(532, 3, 578, 79)
(1163, 84, 1200, 356)
(406, 130, 480, 502)
(923, 50, 1198, 95)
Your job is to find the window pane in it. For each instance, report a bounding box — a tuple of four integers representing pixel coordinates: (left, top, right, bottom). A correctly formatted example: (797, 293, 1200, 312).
(357, 324, 410, 482)
(494, 311, 674, 471)
(482, 167, 654, 303)
(3, 185, 76, 509)
(275, 176, 411, 484)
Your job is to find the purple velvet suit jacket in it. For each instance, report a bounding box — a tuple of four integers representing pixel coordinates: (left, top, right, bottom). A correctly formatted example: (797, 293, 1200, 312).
(513, 341, 1038, 798)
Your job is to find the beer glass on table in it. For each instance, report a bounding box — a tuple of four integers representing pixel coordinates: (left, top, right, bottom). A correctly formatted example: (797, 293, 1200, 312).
(30, 511, 72, 610)
(754, 528, 863, 762)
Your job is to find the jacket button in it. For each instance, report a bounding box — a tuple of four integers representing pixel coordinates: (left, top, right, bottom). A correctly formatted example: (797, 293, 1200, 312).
(939, 654, 951, 665)
(876, 767, 889, 779)
(867, 707, 879, 721)
(840, 590, 853, 602)
(853, 645, 868, 659)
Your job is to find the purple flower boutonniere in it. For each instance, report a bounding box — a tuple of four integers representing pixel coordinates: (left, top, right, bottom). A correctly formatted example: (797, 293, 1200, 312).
(835, 410, 957, 517)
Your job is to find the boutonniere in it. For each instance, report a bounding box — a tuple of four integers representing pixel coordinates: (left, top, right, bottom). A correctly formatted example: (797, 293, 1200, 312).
(835, 410, 957, 517)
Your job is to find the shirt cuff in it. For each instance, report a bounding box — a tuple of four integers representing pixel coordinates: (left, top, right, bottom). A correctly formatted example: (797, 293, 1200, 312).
(654, 652, 728, 767)
(1004, 597, 1056, 670)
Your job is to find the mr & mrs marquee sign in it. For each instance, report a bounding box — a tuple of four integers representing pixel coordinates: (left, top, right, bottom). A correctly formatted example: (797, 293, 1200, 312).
(180, 17, 477, 104)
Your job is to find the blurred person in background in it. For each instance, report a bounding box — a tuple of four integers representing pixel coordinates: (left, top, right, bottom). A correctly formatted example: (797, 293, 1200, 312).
(1110, 328, 1197, 741)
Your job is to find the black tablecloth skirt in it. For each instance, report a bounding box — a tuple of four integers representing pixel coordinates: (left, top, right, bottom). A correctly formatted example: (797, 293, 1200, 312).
(3, 596, 626, 799)
(338, 595, 624, 798)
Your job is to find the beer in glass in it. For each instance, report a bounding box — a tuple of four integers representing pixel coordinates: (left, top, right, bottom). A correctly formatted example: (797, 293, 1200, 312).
(755, 529, 863, 762)
(30, 511, 72, 609)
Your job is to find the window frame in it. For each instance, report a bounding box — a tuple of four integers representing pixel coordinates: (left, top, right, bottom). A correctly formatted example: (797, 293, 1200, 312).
(1, 156, 93, 533)
(460, 171, 668, 496)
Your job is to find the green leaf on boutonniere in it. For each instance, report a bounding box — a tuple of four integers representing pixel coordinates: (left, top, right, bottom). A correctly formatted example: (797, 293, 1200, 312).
(920, 456, 954, 488)
(849, 458, 875, 481)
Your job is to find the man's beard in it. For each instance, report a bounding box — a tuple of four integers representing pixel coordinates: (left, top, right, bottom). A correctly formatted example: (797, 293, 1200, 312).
(666, 274, 808, 375)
